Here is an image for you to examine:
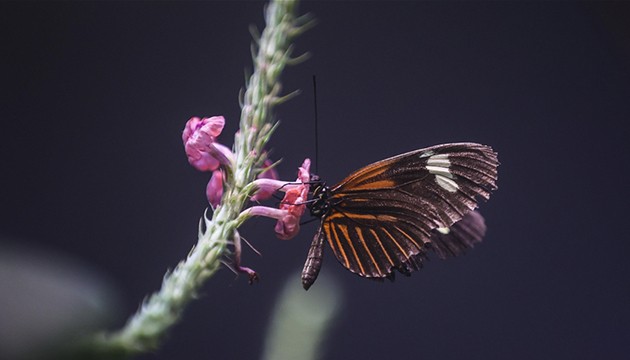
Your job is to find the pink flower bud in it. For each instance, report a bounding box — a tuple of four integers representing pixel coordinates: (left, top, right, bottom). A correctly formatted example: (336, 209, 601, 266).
(206, 170, 224, 207)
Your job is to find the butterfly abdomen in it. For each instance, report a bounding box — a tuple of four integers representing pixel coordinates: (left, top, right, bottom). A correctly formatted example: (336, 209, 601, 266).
(302, 226, 325, 290)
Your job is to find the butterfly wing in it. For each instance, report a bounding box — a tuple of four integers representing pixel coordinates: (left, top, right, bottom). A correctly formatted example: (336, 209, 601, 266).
(303, 211, 489, 289)
(429, 210, 487, 259)
(322, 142, 498, 278)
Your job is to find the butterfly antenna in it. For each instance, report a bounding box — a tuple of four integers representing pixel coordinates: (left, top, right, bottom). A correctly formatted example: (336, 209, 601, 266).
(312, 75, 319, 175)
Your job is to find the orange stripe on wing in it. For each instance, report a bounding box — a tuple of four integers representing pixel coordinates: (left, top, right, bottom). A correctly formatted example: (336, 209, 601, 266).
(336, 160, 392, 189)
(356, 227, 382, 277)
(337, 224, 365, 275)
(327, 212, 397, 222)
(370, 228, 395, 267)
(327, 221, 350, 269)
(323, 221, 335, 253)
(381, 227, 411, 261)
(347, 179, 397, 191)
(393, 225, 423, 252)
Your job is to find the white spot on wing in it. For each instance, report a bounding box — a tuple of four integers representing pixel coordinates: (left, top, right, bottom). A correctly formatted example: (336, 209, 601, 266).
(426, 165, 452, 178)
(427, 154, 459, 192)
(436, 227, 450, 235)
(436, 174, 459, 192)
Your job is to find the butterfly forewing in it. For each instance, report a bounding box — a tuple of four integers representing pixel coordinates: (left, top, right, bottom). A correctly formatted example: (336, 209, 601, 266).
(322, 143, 498, 279)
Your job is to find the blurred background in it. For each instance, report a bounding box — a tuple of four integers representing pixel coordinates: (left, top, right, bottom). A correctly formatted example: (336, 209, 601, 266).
(1, 1, 629, 359)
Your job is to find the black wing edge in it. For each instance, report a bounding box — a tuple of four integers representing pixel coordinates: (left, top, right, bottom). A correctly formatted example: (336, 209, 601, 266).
(369, 249, 428, 283)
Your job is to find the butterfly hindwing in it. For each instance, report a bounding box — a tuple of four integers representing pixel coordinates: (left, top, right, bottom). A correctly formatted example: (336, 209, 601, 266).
(429, 210, 487, 259)
(322, 143, 498, 278)
(321, 211, 428, 279)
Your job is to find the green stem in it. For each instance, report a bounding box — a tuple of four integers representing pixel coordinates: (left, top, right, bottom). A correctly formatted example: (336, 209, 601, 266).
(85, 0, 310, 356)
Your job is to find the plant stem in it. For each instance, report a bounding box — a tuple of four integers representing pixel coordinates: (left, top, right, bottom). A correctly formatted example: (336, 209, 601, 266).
(86, 0, 309, 355)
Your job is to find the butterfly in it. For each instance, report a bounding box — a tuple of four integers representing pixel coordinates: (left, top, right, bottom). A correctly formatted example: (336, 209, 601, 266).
(301, 142, 499, 290)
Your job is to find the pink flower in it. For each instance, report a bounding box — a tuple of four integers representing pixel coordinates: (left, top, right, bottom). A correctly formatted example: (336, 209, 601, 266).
(182, 116, 229, 172)
(206, 170, 223, 207)
(182, 115, 237, 206)
(278, 163, 310, 215)
(241, 159, 311, 240)
(275, 159, 310, 239)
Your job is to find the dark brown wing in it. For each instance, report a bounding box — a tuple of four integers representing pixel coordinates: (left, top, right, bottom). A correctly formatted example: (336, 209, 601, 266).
(323, 143, 498, 278)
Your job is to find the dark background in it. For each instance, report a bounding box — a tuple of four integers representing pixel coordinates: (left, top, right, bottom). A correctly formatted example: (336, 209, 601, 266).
(2, 1, 629, 359)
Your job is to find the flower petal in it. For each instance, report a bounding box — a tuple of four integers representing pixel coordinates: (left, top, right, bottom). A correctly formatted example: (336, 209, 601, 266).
(182, 116, 201, 143)
(297, 158, 311, 183)
(200, 116, 225, 137)
(273, 158, 312, 240)
(188, 151, 220, 172)
(206, 170, 224, 207)
(274, 213, 300, 240)
(182, 116, 231, 172)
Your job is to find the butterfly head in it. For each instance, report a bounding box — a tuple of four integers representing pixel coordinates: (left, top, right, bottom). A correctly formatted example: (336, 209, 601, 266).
(307, 174, 331, 218)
